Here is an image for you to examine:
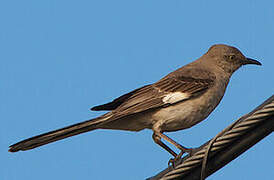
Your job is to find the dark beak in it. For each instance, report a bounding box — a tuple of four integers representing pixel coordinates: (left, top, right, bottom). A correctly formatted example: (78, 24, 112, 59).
(243, 58, 262, 66)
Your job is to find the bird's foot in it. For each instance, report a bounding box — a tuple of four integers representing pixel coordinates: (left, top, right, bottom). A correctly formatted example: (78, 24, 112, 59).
(168, 156, 181, 168)
(184, 148, 194, 156)
(168, 148, 193, 168)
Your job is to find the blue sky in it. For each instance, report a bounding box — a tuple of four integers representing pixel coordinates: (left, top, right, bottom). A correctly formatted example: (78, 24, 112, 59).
(1, 0, 274, 179)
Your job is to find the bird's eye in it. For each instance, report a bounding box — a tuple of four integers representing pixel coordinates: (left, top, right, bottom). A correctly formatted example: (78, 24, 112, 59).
(229, 55, 235, 60)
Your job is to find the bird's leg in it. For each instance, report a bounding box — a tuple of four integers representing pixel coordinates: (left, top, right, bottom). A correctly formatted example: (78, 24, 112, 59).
(152, 133, 177, 157)
(153, 131, 193, 167)
(156, 132, 192, 153)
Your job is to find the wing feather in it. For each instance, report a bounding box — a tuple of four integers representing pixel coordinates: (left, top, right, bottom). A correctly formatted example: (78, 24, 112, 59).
(92, 69, 216, 121)
(111, 73, 215, 118)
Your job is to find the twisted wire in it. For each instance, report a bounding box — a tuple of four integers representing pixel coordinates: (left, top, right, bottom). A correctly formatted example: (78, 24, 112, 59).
(161, 100, 274, 180)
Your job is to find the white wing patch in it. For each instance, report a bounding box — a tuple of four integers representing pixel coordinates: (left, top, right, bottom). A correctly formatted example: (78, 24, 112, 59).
(162, 92, 190, 104)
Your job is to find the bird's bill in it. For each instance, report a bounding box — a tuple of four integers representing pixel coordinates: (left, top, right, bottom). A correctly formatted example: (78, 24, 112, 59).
(243, 58, 262, 65)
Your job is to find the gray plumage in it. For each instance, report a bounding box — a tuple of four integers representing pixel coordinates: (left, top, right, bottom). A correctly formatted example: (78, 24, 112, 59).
(9, 44, 261, 159)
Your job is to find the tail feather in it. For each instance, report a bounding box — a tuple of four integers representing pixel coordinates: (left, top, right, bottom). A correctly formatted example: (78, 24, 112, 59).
(9, 116, 107, 152)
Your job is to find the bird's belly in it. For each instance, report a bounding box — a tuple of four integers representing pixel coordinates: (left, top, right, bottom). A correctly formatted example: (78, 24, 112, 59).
(152, 102, 202, 131)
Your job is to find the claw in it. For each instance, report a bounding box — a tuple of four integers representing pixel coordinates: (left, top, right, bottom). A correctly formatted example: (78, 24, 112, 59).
(168, 152, 183, 168)
(168, 158, 176, 168)
(168, 149, 193, 168)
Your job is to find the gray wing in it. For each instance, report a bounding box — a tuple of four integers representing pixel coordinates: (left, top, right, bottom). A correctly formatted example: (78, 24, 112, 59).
(107, 69, 216, 119)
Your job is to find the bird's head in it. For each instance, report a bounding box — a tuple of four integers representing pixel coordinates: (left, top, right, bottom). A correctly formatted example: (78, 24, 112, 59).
(205, 44, 261, 74)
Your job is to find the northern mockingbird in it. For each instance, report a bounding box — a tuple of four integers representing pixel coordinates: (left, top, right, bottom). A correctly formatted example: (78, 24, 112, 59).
(9, 44, 261, 163)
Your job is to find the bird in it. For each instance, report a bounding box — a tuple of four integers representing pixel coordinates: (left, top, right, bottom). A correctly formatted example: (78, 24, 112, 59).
(9, 44, 261, 163)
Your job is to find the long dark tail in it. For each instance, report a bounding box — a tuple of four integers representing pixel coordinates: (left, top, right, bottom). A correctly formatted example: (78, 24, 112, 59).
(9, 116, 109, 152)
